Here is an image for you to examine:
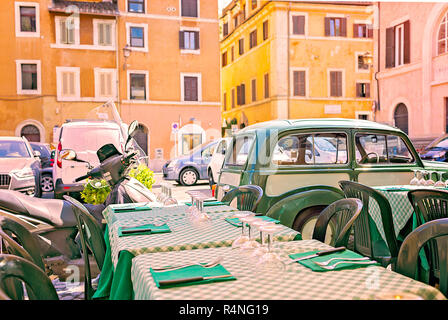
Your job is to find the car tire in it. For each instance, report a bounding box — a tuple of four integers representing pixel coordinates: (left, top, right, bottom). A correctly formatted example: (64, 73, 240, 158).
(208, 170, 215, 188)
(292, 206, 327, 240)
(179, 168, 199, 186)
(41, 174, 54, 193)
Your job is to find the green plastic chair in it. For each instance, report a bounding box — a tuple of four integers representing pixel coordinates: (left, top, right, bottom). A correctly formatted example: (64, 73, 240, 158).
(221, 185, 263, 212)
(312, 198, 363, 247)
(338, 180, 399, 269)
(408, 189, 448, 225)
(0, 254, 58, 300)
(63, 196, 106, 300)
(396, 218, 448, 297)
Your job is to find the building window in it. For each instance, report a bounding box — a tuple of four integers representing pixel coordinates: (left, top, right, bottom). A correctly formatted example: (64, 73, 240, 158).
(129, 72, 147, 100)
(358, 114, 369, 120)
(222, 52, 228, 67)
(292, 15, 305, 35)
(386, 20, 410, 68)
(95, 68, 116, 99)
(231, 88, 235, 108)
(293, 70, 306, 96)
(237, 83, 246, 105)
(223, 92, 227, 111)
(223, 22, 229, 37)
(56, 67, 80, 100)
(251, 0, 257, 10)
(356, 82, 370, 98)
(16, 60, 41, 94)
(238, 38, 244, 55)
(93, 20, 115, 47)
(182, 74, 201, 102)
(329, 70, 343, 97)
(356, 53, 370, 72)
(264, 73, 269, 98)
(231, 46, 234, 61)
(179, 30, 199, 50)
(55, 16, 79, 45)
(251, 79, 256, 102)
(15, 2, 40, 37)
(130, 27, 144, 47)
(353, 23, 373, 38)
(263, 20, 269, 40)
(325, 17, 347, 37)
(438, 12, 448, 55)
(249, 29, 257, 49)
(128, 0, 144, 13)
(181, 0, 198, 18)
(234, 16, 238, 28)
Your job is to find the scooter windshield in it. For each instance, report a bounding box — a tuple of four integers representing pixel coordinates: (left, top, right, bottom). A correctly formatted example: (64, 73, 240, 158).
(97, 143, 122, 163)
(85, 100, 127, 139)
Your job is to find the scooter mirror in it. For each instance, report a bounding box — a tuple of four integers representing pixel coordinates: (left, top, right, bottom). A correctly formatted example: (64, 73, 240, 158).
(61, 149, 77, 160)
(128, 120, 139, 137)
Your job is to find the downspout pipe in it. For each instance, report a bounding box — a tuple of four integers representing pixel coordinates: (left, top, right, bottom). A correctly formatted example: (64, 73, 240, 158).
(287, 2, 291, 119)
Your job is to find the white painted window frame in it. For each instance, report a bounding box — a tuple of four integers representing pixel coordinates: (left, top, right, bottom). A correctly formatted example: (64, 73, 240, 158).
(180, 72, 202, 102)
(179, 0, 200, 19)
(355, 80, 371, 99)
(126, 22, 148, 52)
(395, 24, 405, 67)
(16, 59, 41, 95)
(55, 15, 80, 46)
(355, 111, 373, 120)
(290, 67, 309, 97)
(180, 26, 201, 55)
(437, 12, 448, 55)
(15, 2, 40, 38)
(127, 70, 149, 101)
(94, 68, 117, 100)
(289, 12, 308, 37)
(93, 19, 116, 48)
(56, 66, 81, 101)
(327, 68, 345, 98)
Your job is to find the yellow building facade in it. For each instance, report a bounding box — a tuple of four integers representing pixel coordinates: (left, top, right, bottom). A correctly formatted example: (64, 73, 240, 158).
(0, 0, 221, 171)
(220, 0, 375, 128)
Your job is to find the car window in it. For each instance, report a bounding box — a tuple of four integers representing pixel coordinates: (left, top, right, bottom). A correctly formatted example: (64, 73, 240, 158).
(215, 140, 227, 155)
(355, 133, 414, 164)
(0, 141, 31, 158)
(272, 133, 348, 165)
(434, 137, 448, 149)
(225, 135, 255, 167)
(202, 144, 216, 158)
(31, 144, 50, 158)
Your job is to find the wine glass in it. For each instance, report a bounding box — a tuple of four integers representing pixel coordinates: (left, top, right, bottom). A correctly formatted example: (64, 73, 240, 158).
(425, 171, 436, 186)
(249, 220, 276, 259)
(231, 212, 255, 249)
(418, 170, 427, 186)
(255, 224, 286, 272)
(163, 186, 178, 206)
(239, 216, 262, 251)
(410, 169, 419, 185)
(435, 172, 445, 188)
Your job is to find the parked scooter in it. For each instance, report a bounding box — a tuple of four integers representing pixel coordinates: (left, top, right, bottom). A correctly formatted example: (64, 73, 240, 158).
(0, 121, 158, 278)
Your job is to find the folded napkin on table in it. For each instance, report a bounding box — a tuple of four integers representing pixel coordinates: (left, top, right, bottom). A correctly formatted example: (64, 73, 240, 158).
(288, 249, 379, 272)
(113, 205, 153, 212)
(185, 200, 229, 207)
(224, 215, 280, 227)
(118, 223, 171, 237)
(150, 264, 236, 289)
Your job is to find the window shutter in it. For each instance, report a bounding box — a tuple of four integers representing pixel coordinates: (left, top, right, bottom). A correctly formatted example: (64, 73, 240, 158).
(298, 16, 305, 35)
(340, 18, 347, 37)
(241, 83, 245, 105)
(100, 73, 106, 96)
(236, 85, 241, 105)
(356, 83, 361, 97)
(263, 20, 268, 40)
(298, 71, 305, 96)
(386, 26, 395, 68)
(252, 79, 256, 102)
(365, 83, 370, 98)
(223, 92, 227, 110)
(337, 72, 342, 96)
(69, 73, 75, 95)
(292, 16, 299, 34)
(179, 31, 185, 49)
(60, 20, 67, 44)
(194, 31, 200, 49)
(353, 24, 359, 38)
(264, 73, 269, 98)
(232, 88, 235, 108)
(99, 24, 104, 45)
(367, 25, 373, 38)
(293, 71, 299, 96)
(404, 20, 410, 64)
(68, 24, 75, 44)
(62, 72, 68, 95)
(324, 17, 330, 36)
(105, 24, 112, 45)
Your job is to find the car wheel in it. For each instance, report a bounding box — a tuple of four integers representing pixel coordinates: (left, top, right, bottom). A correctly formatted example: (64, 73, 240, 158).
(41, 174, 54, 192)
(292, 206, 327, 240)
(179, 168, 199, 186)
(208, 170, 215, 188)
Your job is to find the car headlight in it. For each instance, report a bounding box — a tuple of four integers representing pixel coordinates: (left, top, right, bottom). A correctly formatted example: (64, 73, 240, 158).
(167, 160, 178, 168)
(12, 167, 34, 179)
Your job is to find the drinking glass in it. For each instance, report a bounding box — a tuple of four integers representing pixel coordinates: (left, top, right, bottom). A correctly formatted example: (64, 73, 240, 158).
(410, 169, 419, 185)
(231, 212, 255, 249)
(255, 224, 286, 272)
(163, 186, 178, 206)
(239, 217, 262, 251)
(418, 170, 427, 186)
(249, 220, 276, 259)
(425, 171, 436, 186)
(435, 172, 445, 188)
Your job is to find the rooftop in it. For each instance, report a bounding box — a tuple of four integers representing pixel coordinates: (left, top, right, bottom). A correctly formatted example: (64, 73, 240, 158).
(48, 0, 119, 16)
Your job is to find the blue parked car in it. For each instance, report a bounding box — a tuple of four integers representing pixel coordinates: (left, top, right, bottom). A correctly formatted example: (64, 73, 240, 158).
(162, 140, 218, 186)
(420, 134, 448, 162)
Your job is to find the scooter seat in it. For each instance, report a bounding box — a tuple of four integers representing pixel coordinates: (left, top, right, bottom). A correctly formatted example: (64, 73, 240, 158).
(0, 190, 77, 228)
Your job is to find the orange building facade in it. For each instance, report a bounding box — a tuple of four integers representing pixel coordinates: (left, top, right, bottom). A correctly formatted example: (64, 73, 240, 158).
(0, 0, 221, 171)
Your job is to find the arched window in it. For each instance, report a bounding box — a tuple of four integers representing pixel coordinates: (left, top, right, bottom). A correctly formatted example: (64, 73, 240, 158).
(21, 124, 40, 142)
(437, 11, 448, 55)
(394, 103, 409, 135)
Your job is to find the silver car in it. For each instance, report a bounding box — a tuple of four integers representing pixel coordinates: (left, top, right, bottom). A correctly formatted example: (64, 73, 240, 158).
(0, 137, 41, 197)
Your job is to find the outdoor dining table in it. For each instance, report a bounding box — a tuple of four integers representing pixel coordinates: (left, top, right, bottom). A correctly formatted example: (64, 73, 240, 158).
(93, 202, 302, 300)
(131, 239, 446, 300)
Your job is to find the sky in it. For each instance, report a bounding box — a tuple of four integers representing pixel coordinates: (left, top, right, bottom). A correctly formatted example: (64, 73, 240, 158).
(219, 0, 232, 14)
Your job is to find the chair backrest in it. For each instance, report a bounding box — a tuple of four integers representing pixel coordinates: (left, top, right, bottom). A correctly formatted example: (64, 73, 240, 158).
(0, 216, 45, 271)
(396, 218, 448, 296)
(221, 185, 263, 212)
(338, 181, 399, 262)
(408, 189, 448, 225)
(312, 198, 363, 247)
(0, 254, 58, 300)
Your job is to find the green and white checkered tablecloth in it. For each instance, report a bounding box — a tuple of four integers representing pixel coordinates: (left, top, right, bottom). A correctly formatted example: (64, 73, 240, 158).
(107, 205, 301, 268)
(369, 185, 448, 242)
(131, 240, 446, 300)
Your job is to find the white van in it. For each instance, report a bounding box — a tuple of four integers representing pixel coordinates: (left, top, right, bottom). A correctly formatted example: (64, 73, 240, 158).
(207, 137, 232, 187)
(53, 120, 125, 199)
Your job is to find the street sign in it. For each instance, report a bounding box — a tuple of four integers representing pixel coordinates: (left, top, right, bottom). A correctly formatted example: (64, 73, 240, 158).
(171, 122, 179, 133)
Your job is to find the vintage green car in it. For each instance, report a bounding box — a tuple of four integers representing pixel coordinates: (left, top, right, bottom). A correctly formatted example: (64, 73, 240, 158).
(215, 118, 448, 239)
